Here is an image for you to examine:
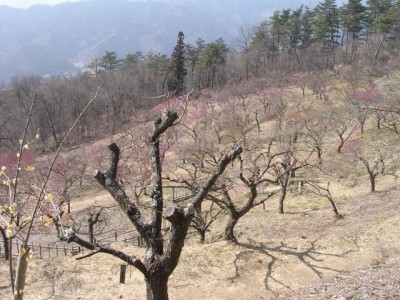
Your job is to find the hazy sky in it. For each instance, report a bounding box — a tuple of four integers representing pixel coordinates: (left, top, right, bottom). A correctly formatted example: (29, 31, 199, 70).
(0, 0, 352, 9)
(0, 0, 82, 8)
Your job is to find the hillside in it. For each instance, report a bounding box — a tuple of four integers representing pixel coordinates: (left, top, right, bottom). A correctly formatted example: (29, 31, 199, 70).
(1, 68, 400, 299)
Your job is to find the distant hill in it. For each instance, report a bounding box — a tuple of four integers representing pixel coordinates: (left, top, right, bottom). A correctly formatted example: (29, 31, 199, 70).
(0, 0, 345, 82)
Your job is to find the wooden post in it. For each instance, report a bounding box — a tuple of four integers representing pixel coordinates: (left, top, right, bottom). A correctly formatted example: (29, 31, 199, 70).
(119, 265, 127, 284)
(56, 246, 59, 258)
(298, 181, 304, 194)
(172, 187, 175, 201)
(48, 244, 51, 258)
(115, 232, 118, 241)
(64, 245, 67, 256)
(39, 245, 42, 259)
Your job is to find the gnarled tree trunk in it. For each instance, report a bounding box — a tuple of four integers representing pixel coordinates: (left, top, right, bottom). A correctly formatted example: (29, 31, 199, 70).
(224, 216, 239, 243)
(145, 272, 169, 300)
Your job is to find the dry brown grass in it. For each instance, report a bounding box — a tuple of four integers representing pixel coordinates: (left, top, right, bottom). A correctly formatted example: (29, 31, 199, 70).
(1, 172, 400, 299)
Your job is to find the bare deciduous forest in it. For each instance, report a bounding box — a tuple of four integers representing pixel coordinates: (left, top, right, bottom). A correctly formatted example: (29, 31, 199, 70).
(2, 0, 400, 299)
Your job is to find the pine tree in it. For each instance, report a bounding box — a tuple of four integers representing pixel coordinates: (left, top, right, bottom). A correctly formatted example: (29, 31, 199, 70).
(99, 51, 122, 70)
(168, 31, 187, 95)
(200, 38, 229, 88)
(313, 0, 341, 49)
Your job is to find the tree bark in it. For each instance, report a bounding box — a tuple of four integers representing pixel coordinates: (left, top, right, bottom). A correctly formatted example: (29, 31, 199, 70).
(14, 247, 30, 300)
(279, 173, 289, 214)
(145, 272, 169, 300)
(224, 215, 239, 243)
(0, 227, 9, 260)
(368, 171, 376, 193)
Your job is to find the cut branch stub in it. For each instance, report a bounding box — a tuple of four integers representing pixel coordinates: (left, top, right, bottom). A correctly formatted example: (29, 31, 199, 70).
(184, 204, 196, 218)
(163, 205, 185, 224)
(150, 111, 179, 143)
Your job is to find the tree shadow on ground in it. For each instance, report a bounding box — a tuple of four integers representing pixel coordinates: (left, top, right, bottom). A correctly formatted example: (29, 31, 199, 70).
(229, 237, 360, 295)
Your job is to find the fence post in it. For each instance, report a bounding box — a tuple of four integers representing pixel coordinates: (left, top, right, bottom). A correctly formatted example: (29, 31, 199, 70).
(56, 246, 59, 258)
(39, 245, 42, 259)
(115, 232, 118, 241)
(64, 245, 67, 256)
(120, 265, 127, 284)
(48, 244, 51, 258)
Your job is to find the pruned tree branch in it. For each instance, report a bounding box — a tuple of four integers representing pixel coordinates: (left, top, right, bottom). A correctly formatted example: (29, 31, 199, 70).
(62, 230, 147, 276)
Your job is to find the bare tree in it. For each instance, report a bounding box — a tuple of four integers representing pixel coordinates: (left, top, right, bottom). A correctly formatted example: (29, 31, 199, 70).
(190, 201, 224, 243)
(304, 181, 343, 218)
(59, 111, 242, 300)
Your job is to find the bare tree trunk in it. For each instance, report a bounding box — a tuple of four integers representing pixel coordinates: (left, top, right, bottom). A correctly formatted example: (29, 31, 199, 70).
(337, 140, 344, 154)
(279, 173, 289, 214)
(0, 227, 9, 260)
(145, 273, 169, 300)
(368, 171, 376, 193)
(199, 231, 206, 244)
(14, 247, 30, 300)
(224, 216, 238, 243)
(372, 33, 387, 67)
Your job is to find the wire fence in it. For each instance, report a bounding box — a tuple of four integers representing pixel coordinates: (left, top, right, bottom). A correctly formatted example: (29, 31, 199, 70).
(0, 230, 146, 260)
(0, 187, 193, 260)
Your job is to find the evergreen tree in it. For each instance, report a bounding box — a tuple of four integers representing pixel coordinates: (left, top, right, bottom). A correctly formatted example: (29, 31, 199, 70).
(168, 31, 187, 95)
(122, 51, 144, 76)
(300, 6, 314, 49)
(185, 38, 206, 74)
(340, 0, 367, 61)
(340, 0, 367, 41)
(200, 38, 229, 88)
(313, 0, 341, 49)
(99, 51, 122, 70)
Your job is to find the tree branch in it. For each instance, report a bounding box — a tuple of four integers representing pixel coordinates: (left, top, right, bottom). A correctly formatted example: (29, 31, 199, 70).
(192, 145, 243, 207)
(62, 231, 147, 276)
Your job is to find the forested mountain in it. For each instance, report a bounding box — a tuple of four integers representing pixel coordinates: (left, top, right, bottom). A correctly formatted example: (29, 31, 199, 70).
(0, 0, 347, 82)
